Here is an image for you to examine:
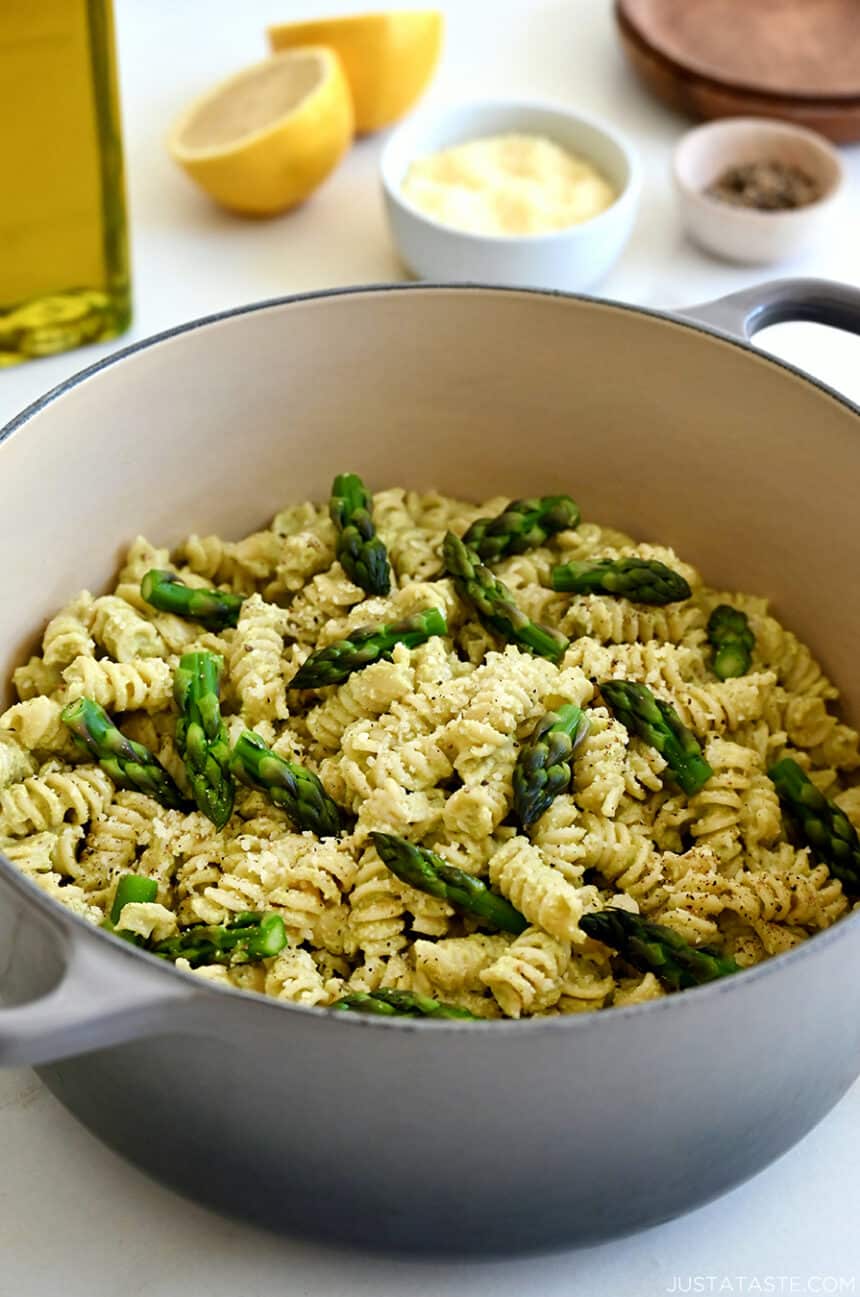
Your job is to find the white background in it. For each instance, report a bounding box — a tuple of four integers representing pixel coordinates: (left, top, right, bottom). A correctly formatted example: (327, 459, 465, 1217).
(1, 1, 859, 1293)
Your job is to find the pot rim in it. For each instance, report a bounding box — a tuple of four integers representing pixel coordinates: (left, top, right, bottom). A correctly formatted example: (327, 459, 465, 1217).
(3, 279, 859, 451)
(3, 279, 859, 1035)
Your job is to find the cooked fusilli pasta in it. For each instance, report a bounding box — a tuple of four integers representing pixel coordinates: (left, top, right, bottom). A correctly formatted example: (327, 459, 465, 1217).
(41, 591, 96, 668)
(62, 655, 174, 713)
(480, 925, 570, 1017)
(229, 593, 289, 724)
(2, 485, 857, 1017)
(91, 595, 166, 661)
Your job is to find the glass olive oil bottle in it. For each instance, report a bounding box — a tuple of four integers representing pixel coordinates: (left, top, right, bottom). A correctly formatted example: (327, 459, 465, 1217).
(0, 0, 130, 366)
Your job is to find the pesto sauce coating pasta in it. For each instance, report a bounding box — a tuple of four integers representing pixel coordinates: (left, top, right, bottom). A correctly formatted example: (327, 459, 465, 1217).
(1, 490, 858, 1018)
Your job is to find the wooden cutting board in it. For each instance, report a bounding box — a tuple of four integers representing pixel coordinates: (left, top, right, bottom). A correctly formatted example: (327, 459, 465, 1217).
(616, 0, 860, 142)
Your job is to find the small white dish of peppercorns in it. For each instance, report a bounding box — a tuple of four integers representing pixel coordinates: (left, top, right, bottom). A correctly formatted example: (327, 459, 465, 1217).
(673, 116, 843, 265)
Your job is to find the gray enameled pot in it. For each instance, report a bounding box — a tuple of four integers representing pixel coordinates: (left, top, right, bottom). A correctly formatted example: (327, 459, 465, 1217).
(1, 278, 860, 1254)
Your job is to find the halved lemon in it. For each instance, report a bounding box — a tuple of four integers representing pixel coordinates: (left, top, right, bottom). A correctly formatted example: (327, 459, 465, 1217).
(168, 48, 354, 216)
(267, 11, 443, 134)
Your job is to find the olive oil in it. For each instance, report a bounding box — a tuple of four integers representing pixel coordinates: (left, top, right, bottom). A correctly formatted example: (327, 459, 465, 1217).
(0, 0, 130, 366)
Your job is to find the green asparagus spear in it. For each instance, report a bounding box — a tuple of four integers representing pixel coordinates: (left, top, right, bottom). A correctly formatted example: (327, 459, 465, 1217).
(371, 832, 528, 934)
(231, 730, 343, 837)
(707, 604, 756, 680)
(332, 989, 478, 1019)
(768, 758, 860, 895)
(442, 532, 568, 662)
(463, 495, 581, 562)
(173, 652, 234, 829)
(600, 680, 713, 796)
(110, 873, 158, 925)
(330, 472, 391, 596)
(61, 696, 186, 809)
(288, 608, 447, 689)
(513, 704, 590, 830)
(152, 911, 287, 968)
(579, 908, 740, 991)
(140, 570, 243, 630)
(551, 557, 691, 605)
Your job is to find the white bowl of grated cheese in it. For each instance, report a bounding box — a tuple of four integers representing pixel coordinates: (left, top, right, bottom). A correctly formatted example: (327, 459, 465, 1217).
(380, 99, 640, 290)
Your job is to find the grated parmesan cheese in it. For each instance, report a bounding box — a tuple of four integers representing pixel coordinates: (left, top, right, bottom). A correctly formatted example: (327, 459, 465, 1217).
(401, 132, 616, 236)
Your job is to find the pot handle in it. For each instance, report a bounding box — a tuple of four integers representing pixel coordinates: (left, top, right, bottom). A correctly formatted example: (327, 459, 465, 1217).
(0, 884, 204, 1067)
(679, 277, 860, 342)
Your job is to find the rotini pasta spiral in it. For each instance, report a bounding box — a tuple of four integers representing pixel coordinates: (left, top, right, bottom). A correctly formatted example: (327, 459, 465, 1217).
(348, 846, 408, 959)
(481, 926, 570, 1017)
(412, 934, 512, 992)
(116, 536, 171, 585)
(264, 527, 336, 600)
(394, 879, 454, 937)
(230, 593, 289, 724)
(91, 595, 166, 661)
(560, 594, 706, 648)
(428, 827, 499, 878)
(666, 673, 775, 737)
(347, 952, 453, 1001)
(312, 946, 354, 982)
(442, 766, 512, 839)
(0, 697, 82, 760)
(530, 795, 586, 884)
(611, 972, 664, 1007)
(0, 765, 114, 837)
(62, 655, 174, 713)
(372, 487, 444, 581)
(0, 735, 35, 789)
(187, 835, 357, 943)
(441, 647, 568, 747)
(554, 521, 635, 561)
(306, 648, 414, 750)
(113, 577, 229, 656)
(740, 774, 783, 853)
(668, 863, 847, 931)
(41, 591, 95, 668)
(576, 813, 666, 913)
(12, 656, 63, 701)
(2, 825, 99, 923)
(283, 564, 365, 645)
(572, 707, 628, 817)
(623, 737, 667, 800)
(353, 780, 446, 846)
(81, 791, 162, 886)
(312, 902, 358, 959)
(177, 529, 283, 592)
(655, 907, 721, 946)
(564, 638, 704, 693)
(272, 500, 330, 538)
(494, 547, 558, 592)
(686, 739, 760, 867)
(557, 953, 616, 1013)
(488, 836, 601, 943)
(752, 618, 837, 699)
(1, 825, 83, 879)
(265, 948, 343, 1005)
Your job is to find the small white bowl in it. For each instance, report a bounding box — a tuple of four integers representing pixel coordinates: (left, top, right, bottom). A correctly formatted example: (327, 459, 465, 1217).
(673, 117, 843, 266)
(380, 99, 641, 291)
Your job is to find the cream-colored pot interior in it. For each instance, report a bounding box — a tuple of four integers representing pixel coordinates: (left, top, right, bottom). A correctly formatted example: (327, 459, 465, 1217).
(1, 286, 857, 725)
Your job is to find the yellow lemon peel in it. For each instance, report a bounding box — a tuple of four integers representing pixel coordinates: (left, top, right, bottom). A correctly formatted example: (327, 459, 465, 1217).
(268, 11, 443, 134)
(168, 48, 354, 216)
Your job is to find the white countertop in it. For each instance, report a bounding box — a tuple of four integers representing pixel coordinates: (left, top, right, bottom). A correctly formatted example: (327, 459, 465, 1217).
(2, 1, 860, 1292)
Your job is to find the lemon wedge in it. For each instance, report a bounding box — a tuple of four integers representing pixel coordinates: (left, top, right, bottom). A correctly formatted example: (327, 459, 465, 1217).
(267, 11, 443, 134)
(168, 48, 354, 216)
